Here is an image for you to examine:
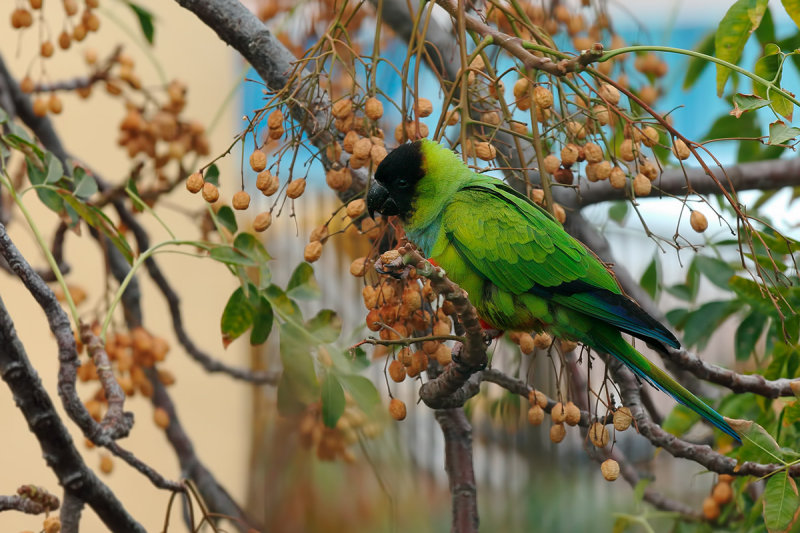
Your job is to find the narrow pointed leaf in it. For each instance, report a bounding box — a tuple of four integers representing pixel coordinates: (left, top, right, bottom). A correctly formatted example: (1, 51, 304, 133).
(715, 0, 769, 95)
(321, 374, 345, 428)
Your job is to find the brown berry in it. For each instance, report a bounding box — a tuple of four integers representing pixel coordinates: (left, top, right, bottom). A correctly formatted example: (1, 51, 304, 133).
(532, 85, 553, 109)
(609, 167, 626, 189)
(528, 405, 544, 425)
(552, 203, 566, 224)
(719, 474, 735, 484)
(58, 30, 71, 50)
(642, 126, 659, 147)
(589, 422, 610, 447)
(583, 143, 603, 163)
(435, 343, 452, 366)
(286, 178, 306, 199)
(186, 172, 204, 193)
(99, 454, 113, 474)
(598, 83, 620, 105)
(530, 389, 548, 409)
(561, 144, 580, 166)
(543, 154, 560, 174)
(551, 402, 567, 424)
(326, 168, 352, 191)
(633, 173, 651, 196)
(601, 459, 619, 481)
(332, 98, 353, 119)
(550, 423, 566, 443)
(712, 481, 733, 505)
(43, 516, 61, 533)
(304, 241, 322, 262)
(310, 224, 329, 243)
(475, 142, 496, 161)
(389, 398, 407, 420)
(564, 402, 581, 426)
(20, 76, 35, 93)
(40, 41, 55, 58)
(33, 96, 48, 117)
(256, 170, 272, 190)
(415, 98, 433, 118)
(353, 137, 372, 159)
(553, 168, 573, 185)
(232, 190, 250, 210)
(365, 97, 383, 120)
(613, 406, 632, 431)
(249, 149, 267, 172)
(388, 360, 406, 383)
(533, 332, 552, 349)
(260, 173, 280, 196)
(672, 138, 691, 160)
(619, 139, 638, 162)
(702, 497, 720, 521)
(201, 182, 219, 203)
(267, 109, 283, 129)
(519, 333, 535, 354)
(350, 257, 367, 277)
(346, 199, 366, 218)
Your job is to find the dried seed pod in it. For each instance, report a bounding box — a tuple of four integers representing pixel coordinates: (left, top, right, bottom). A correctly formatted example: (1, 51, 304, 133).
(712, 481, 733, 505)
(702, 497, 720, 521)
(589, 422, 610, 447)
(566, 121, 587, 140)
(672, 138, 691, 160)
(435, 343, 452, 366)
(552, 203, 566, 224)
(332, 98, 353, 119)
(613, 406, 633, 431)
(543, 154, 560, 174)
(583, 143, 603, 163)
(532, 85, 553, 109)
(619, 139, 638, 161)
(267, 109, 283, 129)
(529, 389, 548, 409)
(550, 423, 566, 443)
(343, 130, 359, 153)
(561, 144, 580, 166)
(154, 407, 170, 429)
(609, 167, 626, 189)
(346, 199, 366, 219)
(365, 97, 383, 120)
(633, 173, 651, 196)
(553, 168, 573, 185)
(528, 405, 544, 426)
(388, 360, 406, 382)
(641, 126, 659, 147)
(415, 98, 433, 118)
(593, 105, 610, 125)
(304, 241, 322, 262)
(513, 78, 531, 100)
(389, 398, 407, 420)
(353, 137, 372, 159)
(551, 402, 567, 424)
(286, 178, 306, 199)
(326, 168, 352, 192)
(186, 172, 204, 193)
(350, 257, 367, 277)
(564, 402, 581, 426)
(600, 459, 619, 481)
(519, 333, 535, 354)
(690, 210, 708, 233)
(202, 183, 219, 203)
(474, 142, 496, 161)
(533, 332, 552, 349)
(593, 160, 611, 180)
(641, 160, 659, 181)
(253, 212, 272, 232)
(232, 191, 250, 210)
(530, 189, 544, 205)
(249, 149, 267, 172)
(598, 83, 620, 105)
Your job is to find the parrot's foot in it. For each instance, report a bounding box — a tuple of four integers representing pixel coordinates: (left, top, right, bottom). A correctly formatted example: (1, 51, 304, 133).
(451, 343, 487, 373)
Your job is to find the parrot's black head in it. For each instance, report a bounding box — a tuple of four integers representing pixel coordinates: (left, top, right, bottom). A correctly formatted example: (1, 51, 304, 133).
(367, 141, 425, 221)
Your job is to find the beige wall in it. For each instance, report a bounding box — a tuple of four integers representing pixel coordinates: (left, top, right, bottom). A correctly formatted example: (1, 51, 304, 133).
(1, 1, 253, 531)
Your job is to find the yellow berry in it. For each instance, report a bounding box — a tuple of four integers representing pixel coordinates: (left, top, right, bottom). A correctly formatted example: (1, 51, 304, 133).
(600, 458, 619, 481)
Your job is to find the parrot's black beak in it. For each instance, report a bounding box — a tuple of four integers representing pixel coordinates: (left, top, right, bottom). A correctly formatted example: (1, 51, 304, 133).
(367, 182, 398, 219)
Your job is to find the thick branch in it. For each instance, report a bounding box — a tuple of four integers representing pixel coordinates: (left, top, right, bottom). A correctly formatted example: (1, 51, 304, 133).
(434, 408, 479, 533)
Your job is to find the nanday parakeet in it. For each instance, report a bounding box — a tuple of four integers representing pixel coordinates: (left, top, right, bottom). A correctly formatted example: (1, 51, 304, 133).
(366, 139, 739, 442)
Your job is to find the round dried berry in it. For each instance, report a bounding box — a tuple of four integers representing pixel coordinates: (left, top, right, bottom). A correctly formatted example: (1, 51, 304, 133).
(552, 203, 566, 224)
(256, 170, 272, 190)
(533, 332, 552, 349)
(304, 241, 322, 262)
(583, 143, 603, 163)
(415, 98, 433, 118)
(673, 138, 691, 160)
(389, 398, 407, 421)
(353, 137, 372, 160)
(619, 139, 638, 162)
(202, 182, 219, 203)
(253, 212, 272, 232)
(543, 154, 560, 174)
(43, 516, 61, 533)
(475, 142, 496, 161)
(286, 178, 306, 199)
(365, 97, 383, 120)
(702, 497, 720, 521)
(551, 402, 567, 424)
(613, 406, 632, 431)
(388, 360, 406, 383)
(550, 423, 566, 443)
(553, 168, 573, 185)
(249, 149, 267, 172)
(532, 85, 553, 109)
(186, 172, 204, 193)
(267, 109, 284, 129)
(232, 190, 250, 210)
(642, 126, 659, 147)
(530, 389, 547, 409)
(641, 160, 659, 181)
(609, 166, 626, 189)
(632, 173, 651, 196)
(519, 333, 535, 354)
(712, 481, 733, 505)
(99, 453, 114, 474)
(528, 405, 544, 426)
(326, 168, 352, 192)
(600, 459, 619, 481)
(564, 402, 581, 426)
(435, 343, 452, 366)
(530, 189, 544, 205)
(154, 407, 170, 429)
(513, 78, 530, 99)
(350, 257, 367, 277)
(332, 98, 353, 119)
(598, 83, 620, 105)
(561, 144, 580, 166)
(589, 422, 610, 448)
(346, 199, 366, 219)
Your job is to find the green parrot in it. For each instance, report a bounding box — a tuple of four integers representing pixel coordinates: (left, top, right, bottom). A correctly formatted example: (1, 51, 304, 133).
(367, 139, 739, 442)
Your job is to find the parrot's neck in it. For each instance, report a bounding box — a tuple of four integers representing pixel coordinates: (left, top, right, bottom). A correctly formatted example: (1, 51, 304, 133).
(405, 141, 473, 250)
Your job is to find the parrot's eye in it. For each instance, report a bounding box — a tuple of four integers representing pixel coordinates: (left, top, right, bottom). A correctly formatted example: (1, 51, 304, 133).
(397, 178, 409, 189)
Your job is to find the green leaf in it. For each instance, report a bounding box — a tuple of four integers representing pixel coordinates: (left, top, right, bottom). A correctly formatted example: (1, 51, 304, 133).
(728, 418, 787, 464)
(26, 157, 64, 214)
(640, 254, 660, 301)
(764, 471, 800, 533)
(769, 120, 800, 145)
(754, 45, 793, 120)
(756, 6, 776, 45)
(662, 404, 701, 437)
(683, 301, 740, 349)
(220, 286, 255, 347)
(715, 0, 769, 96)
(233, 232, 271, 263)
(204, 163, 220, 186)
(0, 107, 7, 123)
(765, 343, 800, 381)
(277, 374, 308, 415)
(694, 255, 736, 289)
(633, 478, 652, 505)
(44, 153, 64, 184)
(736, 310, 768, 361)
(125, 1, 155, 44)
(72, 167, 98, 200)
(730, 93, 771, 118)
(782, 0, 800, 31)
(279, 323, 319, 404)
(215, 205, 238, 234)
(209, 244, 257, 266)
(249, 295, 273, 345)
(306, 309, 342, 343)
(338, 374, 380, 413)
(666, 284, 693, 301)
(684, 30, 716, 89)
(320, 374, 346, 428)
(666, 307, 690, 329)
(287, 262, 321, 300)
(608, 201, 628, 224)
(58, 192, 134, 264)
(263, 284, 303, 321)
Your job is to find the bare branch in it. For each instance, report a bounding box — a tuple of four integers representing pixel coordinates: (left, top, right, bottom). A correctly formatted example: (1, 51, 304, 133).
(434, 408, 479, 533)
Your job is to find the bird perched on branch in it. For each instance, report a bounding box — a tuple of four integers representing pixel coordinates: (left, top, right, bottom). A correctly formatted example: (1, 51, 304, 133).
(367, 139, 739, 442)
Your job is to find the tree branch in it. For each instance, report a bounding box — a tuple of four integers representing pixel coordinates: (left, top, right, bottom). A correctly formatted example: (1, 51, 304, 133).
(434, 408, 479, 533)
